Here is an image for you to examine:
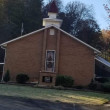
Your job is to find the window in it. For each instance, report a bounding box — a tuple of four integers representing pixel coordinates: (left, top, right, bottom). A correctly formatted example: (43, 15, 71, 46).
(45, 50, 55, 72)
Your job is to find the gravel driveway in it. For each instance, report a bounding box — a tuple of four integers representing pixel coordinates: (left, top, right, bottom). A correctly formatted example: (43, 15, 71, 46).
(0, 95, 109, 110)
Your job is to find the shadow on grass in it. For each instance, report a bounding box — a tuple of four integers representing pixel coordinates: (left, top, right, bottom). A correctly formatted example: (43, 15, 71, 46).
(0, 95, 109, 110)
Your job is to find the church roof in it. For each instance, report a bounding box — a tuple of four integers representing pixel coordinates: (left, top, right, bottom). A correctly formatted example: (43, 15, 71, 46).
(49, 0, 58, 13)
(0, 25, 100, 53)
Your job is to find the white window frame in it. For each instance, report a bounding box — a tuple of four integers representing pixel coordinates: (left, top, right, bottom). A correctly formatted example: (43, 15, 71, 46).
(45, 50, 56, 72)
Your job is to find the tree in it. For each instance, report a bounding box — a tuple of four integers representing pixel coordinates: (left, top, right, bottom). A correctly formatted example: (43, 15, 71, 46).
(43, 1, 103, 49)
(3, 70, 10, 82)
(103, 1, 110, 51)
(4, 0, 43, 38)
(0, 0, 5, 25)
(104, 0, 110, 28)
(0, 0, 43, 62)
(4, 0, 25, 38)
(23, 0, 43, 33)
(59, 2, 103, 50)
(0, 0, 14, 45)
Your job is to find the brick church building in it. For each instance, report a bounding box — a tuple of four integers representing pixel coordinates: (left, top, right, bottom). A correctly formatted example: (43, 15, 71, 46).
(0, 1, 100, 86)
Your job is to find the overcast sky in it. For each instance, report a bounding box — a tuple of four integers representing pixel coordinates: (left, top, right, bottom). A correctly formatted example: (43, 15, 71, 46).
(44, 0, 109, 30)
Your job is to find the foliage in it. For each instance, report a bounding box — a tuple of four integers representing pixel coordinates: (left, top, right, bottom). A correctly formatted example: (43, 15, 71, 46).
(95, 77, 110, 83)
(0, 0, 43, 62)
(23, 0, 43, 33)
(43, 1, 104, 50)
(16, 74, 29, 84)
(0, 0, 43, 40)
(59, 2, 103, 50)
(4, 0, 25, 38)
(0, 0, 6, 25)
(55, 75, 74, 87)
(88, 78, 110, 92)
(0, 0, 12, 44)
(104, 1, 110, 28)
(3, 70, 10, 82)
(74, 86, 84, 89)
(88, 81, 97, 90)
(101, 30, 110, 61)
(101, 82, 110, 92)
(0, 0, 105, 62)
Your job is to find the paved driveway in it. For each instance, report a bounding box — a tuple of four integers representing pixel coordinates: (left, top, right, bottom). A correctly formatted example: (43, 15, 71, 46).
(0, 95, 109, 110)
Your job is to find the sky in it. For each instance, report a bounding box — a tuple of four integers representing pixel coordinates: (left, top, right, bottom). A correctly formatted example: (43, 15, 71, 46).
(44, 0, 109, 30)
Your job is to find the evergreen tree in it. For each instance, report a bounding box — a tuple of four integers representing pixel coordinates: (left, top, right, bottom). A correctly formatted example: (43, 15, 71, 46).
(4, 0, 25, 38)
(4, 0, 43, 38)
(24, 0, 43, 33)
(0, 0, 43, 62)
(3, 70, 10, 82)
(0, 0, 5, 25)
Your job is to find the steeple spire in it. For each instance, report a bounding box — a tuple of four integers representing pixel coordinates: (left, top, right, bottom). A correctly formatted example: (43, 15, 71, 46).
(48, 0, 58, 19)
(49, 0, 58, 13)
(42, 0, 63, 27)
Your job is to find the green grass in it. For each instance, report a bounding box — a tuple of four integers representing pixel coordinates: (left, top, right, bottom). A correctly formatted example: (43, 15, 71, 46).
(0, 84, 110, 105)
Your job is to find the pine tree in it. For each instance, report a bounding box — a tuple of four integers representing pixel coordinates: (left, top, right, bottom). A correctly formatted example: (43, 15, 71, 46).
(4, 0, 43, 38)
(24, 0, 43, 33)
(3, 70, 10, 82)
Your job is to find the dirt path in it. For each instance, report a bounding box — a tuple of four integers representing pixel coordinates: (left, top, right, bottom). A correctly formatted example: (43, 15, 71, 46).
(0, 95, 109, 110)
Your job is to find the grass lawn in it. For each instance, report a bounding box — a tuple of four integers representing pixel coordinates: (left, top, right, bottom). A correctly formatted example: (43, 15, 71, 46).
(0, 84, 110, 105)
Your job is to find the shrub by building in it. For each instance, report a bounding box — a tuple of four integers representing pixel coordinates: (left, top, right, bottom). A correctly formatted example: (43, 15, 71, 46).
(56, 75, 74, 87)
(16, 74, 29, 84)
(101, 82, 110, 92)
(3, 70, 10, 82)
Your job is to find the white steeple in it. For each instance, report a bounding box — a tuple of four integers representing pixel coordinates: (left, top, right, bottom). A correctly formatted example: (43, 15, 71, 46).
(43, 0, 63, 28)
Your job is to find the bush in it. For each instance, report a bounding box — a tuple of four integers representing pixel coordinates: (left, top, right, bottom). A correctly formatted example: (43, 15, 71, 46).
(74, 86, 83, 89)
(56, 75, 74, 87)
(3, 70, 10, 82)
(101, 82, 110, 92)
(95, 77, 109, 83)
(16, 74, 29, 84)
(88, 82, 97, 90)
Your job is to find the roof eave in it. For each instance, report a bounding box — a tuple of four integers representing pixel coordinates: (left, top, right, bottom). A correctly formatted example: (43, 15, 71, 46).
(0, 25, 100, 53)
(95, 57, 110, 68)
(53, 25, 101, 53)
(0, 25, 53, 47)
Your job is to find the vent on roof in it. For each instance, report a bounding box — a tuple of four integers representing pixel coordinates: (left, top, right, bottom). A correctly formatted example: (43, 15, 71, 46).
(50, 29, 55, 35)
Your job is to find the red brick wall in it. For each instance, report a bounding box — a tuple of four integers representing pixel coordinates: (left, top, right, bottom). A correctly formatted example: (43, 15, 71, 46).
(59, 32, 95, 86)
(4, 27, 95, 85)
(4, 31, 44, 81)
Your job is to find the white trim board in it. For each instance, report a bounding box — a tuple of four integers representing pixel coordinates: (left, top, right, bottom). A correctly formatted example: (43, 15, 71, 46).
(0, 25, 100, 53)
(0, 25, 52, 47)
(95, 56, 110, 68)
(1, 48, 6, 82)
(0, 63, 4, 65)
(54, 25, 100, 53)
